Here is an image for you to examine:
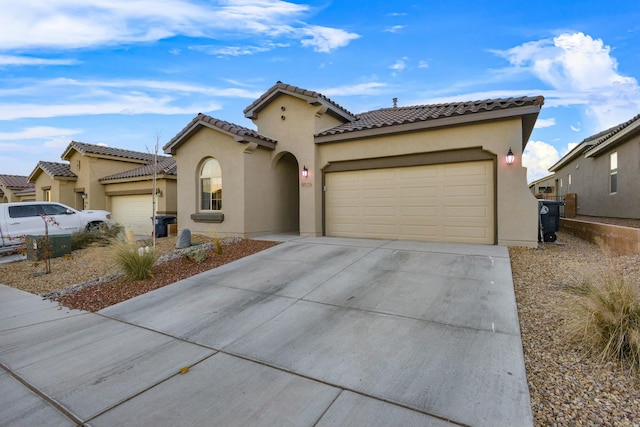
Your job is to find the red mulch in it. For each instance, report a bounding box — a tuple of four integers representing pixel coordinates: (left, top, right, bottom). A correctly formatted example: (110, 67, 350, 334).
(58, 239, 279, 312)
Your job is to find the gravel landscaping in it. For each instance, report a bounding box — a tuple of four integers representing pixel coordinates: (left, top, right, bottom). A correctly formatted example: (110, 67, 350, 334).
(510, 232, 640, 426)
(1, 231, 639, 426)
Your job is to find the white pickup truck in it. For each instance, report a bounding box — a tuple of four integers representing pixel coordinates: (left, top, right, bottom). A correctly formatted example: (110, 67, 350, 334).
(0, 202, 112, 252)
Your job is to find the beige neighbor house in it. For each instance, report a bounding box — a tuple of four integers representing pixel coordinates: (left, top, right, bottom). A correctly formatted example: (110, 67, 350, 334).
(28, 142, 177, 236)
(548, 114, 640, 219)
(164, 82, 544, 247)
(0, 175, 35, 203)
(528, 174, 557, 199)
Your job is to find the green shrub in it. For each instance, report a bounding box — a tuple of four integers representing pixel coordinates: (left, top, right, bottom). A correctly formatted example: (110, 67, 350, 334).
(185, 246, 207, 263)
(71, 223, 125, 250)
(566, 265, 640, 372)
(113, 242, 157, 281)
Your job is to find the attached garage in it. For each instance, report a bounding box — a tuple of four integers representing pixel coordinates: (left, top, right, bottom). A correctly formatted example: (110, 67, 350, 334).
(325, 160, 495, 244)
(110, 194, 154, 236)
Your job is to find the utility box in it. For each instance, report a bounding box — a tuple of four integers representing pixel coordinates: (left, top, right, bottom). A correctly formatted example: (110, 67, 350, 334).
(25, 234, 72, 261)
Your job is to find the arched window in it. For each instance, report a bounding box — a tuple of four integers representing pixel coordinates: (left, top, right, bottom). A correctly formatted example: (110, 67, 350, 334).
(200, 158, 222, 210)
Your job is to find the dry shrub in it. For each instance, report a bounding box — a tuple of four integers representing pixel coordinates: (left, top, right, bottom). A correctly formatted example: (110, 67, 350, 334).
(184, 246, 207, 263)
(112, 242, 157, 281)
(566, 249, 640, 372)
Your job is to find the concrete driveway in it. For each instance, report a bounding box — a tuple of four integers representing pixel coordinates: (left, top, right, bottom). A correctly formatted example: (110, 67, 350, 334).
(0, 236, 532, 427)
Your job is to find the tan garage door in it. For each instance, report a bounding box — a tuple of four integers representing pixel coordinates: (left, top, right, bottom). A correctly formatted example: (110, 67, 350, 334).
(325, 161, 494, 244)
(110, 194, 154, 237)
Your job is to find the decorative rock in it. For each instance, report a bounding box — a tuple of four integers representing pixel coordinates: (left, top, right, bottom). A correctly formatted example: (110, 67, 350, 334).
(176, 228, 191, 249)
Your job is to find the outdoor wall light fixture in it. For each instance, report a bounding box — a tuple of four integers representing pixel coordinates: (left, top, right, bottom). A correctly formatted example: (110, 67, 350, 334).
(301, 166, 309, 178)
(506, 147, 515, 165)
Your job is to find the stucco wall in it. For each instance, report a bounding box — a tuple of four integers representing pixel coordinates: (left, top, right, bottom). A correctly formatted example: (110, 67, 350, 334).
(316, 118, 539, 247)
(67, 152, 146, 211)
(33, 174, 76, 207)
(172, 127, 248, 237)
(552, 138, 639, 219)
(251, 95, 342, 236)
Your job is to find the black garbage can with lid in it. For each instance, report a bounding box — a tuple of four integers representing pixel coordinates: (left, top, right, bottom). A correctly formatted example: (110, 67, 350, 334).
(153, 215, 176, 238)
(538, 200, 563, 243)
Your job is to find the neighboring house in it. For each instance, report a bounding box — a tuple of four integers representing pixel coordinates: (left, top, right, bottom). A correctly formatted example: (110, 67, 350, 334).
(0, 175, 35, 203)
(528, 174, 556, 198)
(28, 161, 78, 207)
(27, 142, 177, 236)
(99, 157, 177, 235)
(548, 114, 640, 219)
(164, 82, 544, 247)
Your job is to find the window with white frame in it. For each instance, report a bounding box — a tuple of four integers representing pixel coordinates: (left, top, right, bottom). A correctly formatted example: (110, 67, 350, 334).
(610, 152, 618, 194)
(200, 158, 222, 210)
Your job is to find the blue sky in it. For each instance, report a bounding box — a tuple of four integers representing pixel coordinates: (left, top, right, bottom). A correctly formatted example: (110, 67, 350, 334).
(1, 0, 639, 183)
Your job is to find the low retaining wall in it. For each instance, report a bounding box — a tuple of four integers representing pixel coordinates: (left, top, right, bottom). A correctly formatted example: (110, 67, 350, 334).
(560, 218, 640, 255)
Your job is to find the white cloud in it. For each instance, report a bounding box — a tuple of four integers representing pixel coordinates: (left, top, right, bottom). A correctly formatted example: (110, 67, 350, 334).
(522, 140, 560, 182)
(318, 82, 387, 97)
(495, 32, 640, 131)
(0, 126, 81, 140)
(570, 123, 580, 132)
(384, 25, 405, 33)
(0, 77, 265, 120)
(564, 142, 579, 155)
(0, 55, 78, 66)
(299, 25, 360, 53)
(390, 58, 408, 72)
(534, 118, 556, 128)
(190, 44, 276, 57)
(418, 60, 429, 69)
(0, 0, 358, 53)
(43, 136, 76, 149)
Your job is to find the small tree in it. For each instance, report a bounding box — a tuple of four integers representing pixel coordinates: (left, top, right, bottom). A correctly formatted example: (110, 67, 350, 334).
(38, 213, 59, 274)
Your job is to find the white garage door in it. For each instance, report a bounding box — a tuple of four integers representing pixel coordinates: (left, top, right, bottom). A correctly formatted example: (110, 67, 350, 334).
(325, 161, 494, 244)
(110, 194, 154, 237)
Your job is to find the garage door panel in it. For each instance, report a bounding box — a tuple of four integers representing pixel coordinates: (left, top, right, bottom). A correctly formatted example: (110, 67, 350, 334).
(444, 225, 490, 239)
(325, 161, 494, 244)
(110, 194, 154, 237)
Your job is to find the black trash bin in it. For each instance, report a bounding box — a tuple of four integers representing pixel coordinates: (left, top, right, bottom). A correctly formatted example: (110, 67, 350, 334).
(153, 215, 176, 238)
(538, 200, 564, 243)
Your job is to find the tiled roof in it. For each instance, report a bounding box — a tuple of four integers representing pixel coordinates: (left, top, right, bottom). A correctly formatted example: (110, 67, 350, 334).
(243, 81, 356, 121)
(62, 141, 163, 163)
(589, 113, 640, 148)
(317, 96, 545, 137)
(163, 113, 276, 153)
(14, 187, 35, 196)
(551, 113, 640, 170)
(36, 161, 76, 178)
(100, 157, 177, 181)
(0, 174, 33, 189)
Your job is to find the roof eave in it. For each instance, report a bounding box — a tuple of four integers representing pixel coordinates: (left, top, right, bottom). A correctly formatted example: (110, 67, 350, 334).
(548, 140, 599, 172)
(164, 119, 275, 155)
(584, 119, 640, 158)
(244, 88, 355, 122)
(315, 104, 542, 144)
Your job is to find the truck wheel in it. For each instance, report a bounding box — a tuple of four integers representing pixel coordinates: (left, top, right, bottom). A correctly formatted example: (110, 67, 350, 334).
(86, 222, 104, 232)
(543, 232, 557, 242)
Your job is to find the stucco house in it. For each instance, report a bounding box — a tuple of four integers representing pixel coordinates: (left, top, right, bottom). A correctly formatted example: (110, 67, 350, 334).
(28, 142, 177, 236)
(528, 174, 556, 198)
(0, 175, 35, 203)
(164, 82, 544, 247)
(548, 114, 640, 219)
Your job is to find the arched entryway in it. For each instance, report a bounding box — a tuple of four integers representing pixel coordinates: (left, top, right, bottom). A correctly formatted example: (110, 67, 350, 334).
(273, 152, 300, 233)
